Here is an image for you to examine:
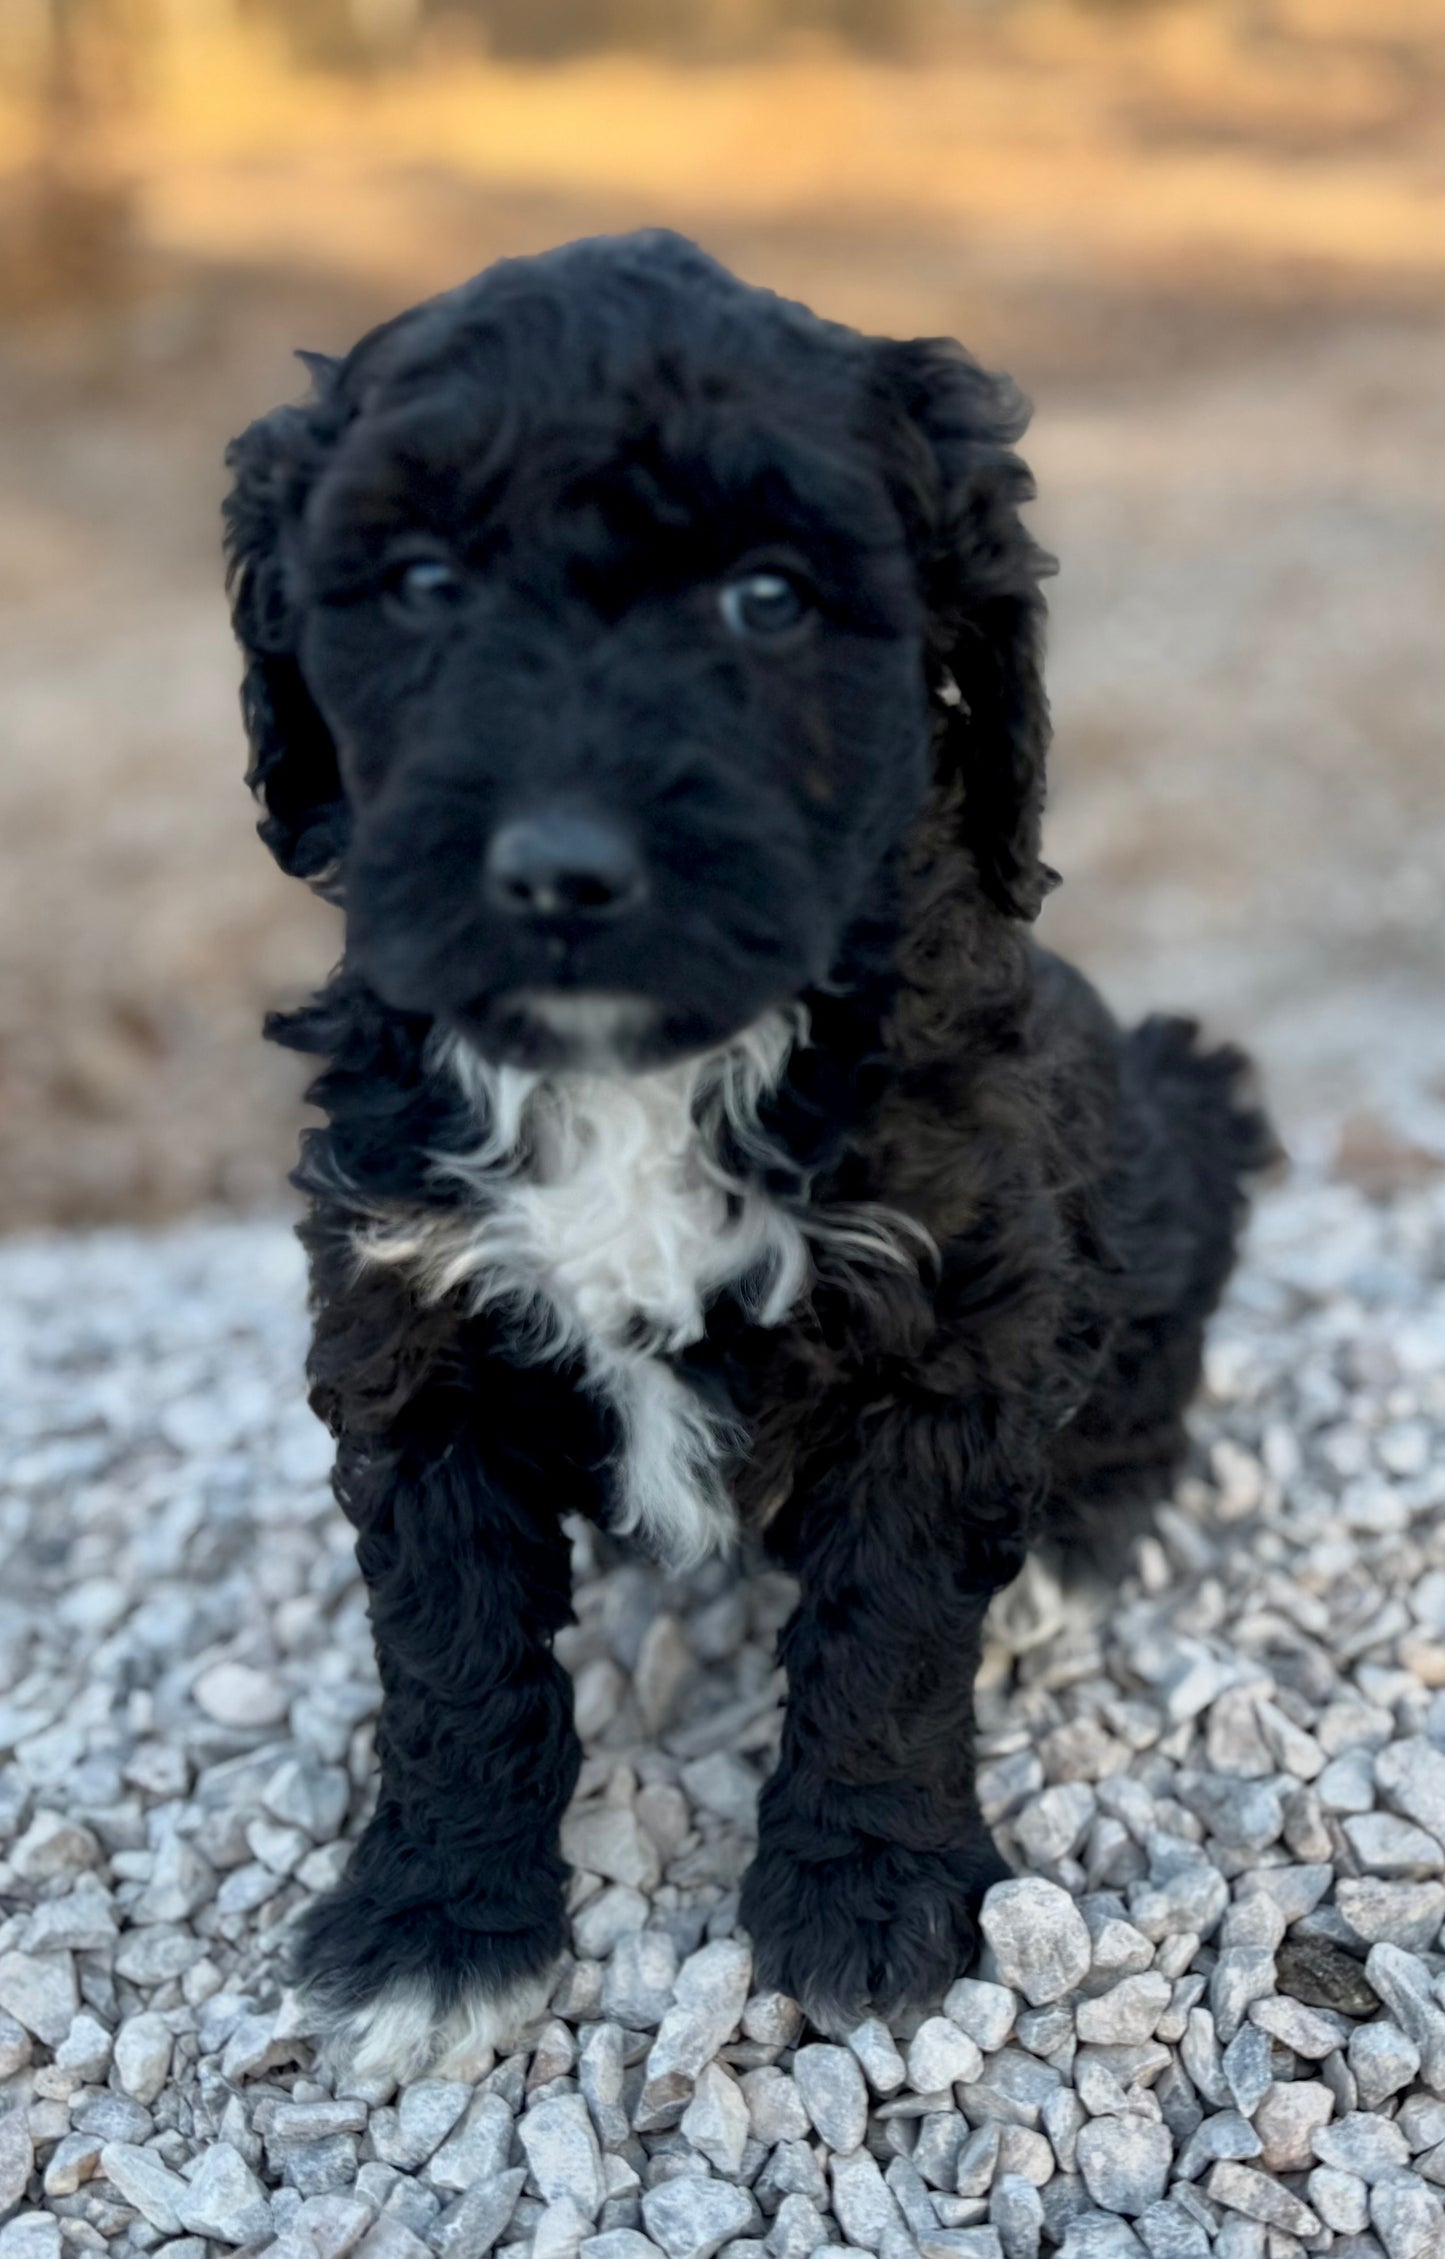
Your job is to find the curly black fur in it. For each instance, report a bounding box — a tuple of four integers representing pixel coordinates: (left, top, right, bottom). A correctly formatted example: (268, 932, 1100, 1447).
(224, 230, 1275, 2061)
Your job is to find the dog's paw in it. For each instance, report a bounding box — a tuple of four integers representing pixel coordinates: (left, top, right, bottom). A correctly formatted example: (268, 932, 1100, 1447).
(739, 1832, 1011, 2034)
(321, 1967, 553, 2086)
(294, 1883, 562, 2086)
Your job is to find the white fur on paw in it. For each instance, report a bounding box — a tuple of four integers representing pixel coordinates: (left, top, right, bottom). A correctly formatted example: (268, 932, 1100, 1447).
(317, 1967, 555, 2087)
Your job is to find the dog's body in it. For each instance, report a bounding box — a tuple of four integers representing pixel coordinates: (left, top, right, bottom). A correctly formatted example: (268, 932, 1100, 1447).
(226, 230, 1272, 2080)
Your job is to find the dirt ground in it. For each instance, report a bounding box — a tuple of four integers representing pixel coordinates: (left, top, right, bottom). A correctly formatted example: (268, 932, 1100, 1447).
(2, 8, 1443, 1229)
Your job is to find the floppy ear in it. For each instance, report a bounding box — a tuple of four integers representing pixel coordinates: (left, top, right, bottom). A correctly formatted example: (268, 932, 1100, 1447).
(871, 336, 1057, 921)
(222, 358, 351, 893)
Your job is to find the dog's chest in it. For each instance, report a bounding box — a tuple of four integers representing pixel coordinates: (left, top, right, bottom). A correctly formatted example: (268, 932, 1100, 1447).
(405, 1043, 814, 1566)
(497, 1072, 756, 1357)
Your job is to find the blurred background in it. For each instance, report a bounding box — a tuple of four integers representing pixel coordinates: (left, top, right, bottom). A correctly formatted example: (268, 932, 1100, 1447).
(1, 0, 1442, 1232)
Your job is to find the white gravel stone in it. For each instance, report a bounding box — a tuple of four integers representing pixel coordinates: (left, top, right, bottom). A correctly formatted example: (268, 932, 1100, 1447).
(1015, 1786, 1097, 1867)
(0, 2014, 30, 2080)
(177, 2141, 274, 2245)
(563, 1807, 663, 1895)
(394, 2080, 470, 2165)
(264, 1755, 350, 1839)
(681, 2064, 751, 2177)
(886, 2156, 941, 2239)
(1321, 1755, 1378, 1824)
(536, 2196, 600, 2259)
(925, 2233, 1009, 2259)
(944, 1982, 1018, 2055)
(997, 2128, 1054, 2188)
(1221, 2026, 1273, 2117)
(1074, 2119, 1172, 2216)
(0, 1950, 77, 2045)
(134, 1831, 215, 1922)
(793, 2046, 870, 2154)
(638, 1941, 752, 2127)
(1344, 1814, 1445, 1878)
(1338, 1879, 1445, 1953)
(99, 2142, 191, 2233)
(520, 2096, 607, 2218)
(1135, 2201, 1207, 2259)
(0, 2114, 33, 2212)
(908, 2018, 986, 2093)
(582, 2237, 666, 2259)
(354, 2217, 432, 2259)
(1351, 2024, 1423, 2110)
(981, 1881, 1092, 2007)
(1076, 1978, 1171, 2048)
(1375, 1742, 1445, 1847)
(193, 1660, 291, 1728)
(991, 2173, 1045, 2259)
(1369, 2173, 1445, 2259)
(1174, 2112, 1261, 2181)
(0, 2220, 61, 2259)
(1252, 2082, 1334, 2172)
(741, 1994, 804, 2049)
(847, 2018, 908, 2095)
(578, 2025, 631, 2155)
(1309, 2168, 1370, 2235)
(680, 1755, 759, 1827)
(576, 1885, 650, 1960)
(10, 1810, 100, 1880)
(957, 2123, 1004, 2197)
(1312, 2114, 1413, 2183)
(829, 2147, 909, 2250)
(113, 2010, 174, 2105)
(1055, 2216, 1142, 2259)
(1367, 1945, 1445, 2092)
(741, 2068, 810, 2147)
(1210, 1951, 1277, 2046)
(1042, 2090, 1087, 2175)
(44, 2128, 102, 2198)
(1248, 1994, 1345, 2059)
(1204, 2164, 1320, 2239)
(641, 2178, 755, 2259)
(605, 1924, 681, 2033)
(431, 2168, 526, 2259)
(766, 2194, 831, 2259)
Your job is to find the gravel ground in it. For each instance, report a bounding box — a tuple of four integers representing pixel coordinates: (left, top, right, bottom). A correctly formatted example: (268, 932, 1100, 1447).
(3, 1172, 1445, 2259)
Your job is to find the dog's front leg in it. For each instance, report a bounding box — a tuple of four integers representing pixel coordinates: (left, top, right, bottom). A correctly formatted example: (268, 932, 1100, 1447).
(741, 1419, 1024, 2029)
(294, 1413, 579, 2086)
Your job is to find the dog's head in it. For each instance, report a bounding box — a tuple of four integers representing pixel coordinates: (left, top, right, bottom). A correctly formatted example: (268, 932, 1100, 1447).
(225, 230, 1052, 1071)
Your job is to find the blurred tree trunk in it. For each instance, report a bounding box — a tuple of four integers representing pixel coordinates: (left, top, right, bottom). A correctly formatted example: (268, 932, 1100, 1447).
(1, 0, 140, 311)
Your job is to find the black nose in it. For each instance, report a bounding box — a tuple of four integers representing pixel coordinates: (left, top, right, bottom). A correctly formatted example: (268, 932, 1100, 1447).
(484, 811, 647, 923)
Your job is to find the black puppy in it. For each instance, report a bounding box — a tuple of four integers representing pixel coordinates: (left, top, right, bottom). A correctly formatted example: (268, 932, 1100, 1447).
(224, 229, 1272, 2080)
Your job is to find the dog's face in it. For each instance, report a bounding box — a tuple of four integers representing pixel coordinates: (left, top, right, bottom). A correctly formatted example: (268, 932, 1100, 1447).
(226, 232, 1052, 1071)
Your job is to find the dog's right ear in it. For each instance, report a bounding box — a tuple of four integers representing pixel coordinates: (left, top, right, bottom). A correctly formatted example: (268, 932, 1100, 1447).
(223, 367, 350, 892)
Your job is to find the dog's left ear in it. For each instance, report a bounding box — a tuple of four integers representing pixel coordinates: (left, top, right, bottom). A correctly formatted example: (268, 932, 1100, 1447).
(223, 363, 352, 893)
(870, 336, 1058, 921)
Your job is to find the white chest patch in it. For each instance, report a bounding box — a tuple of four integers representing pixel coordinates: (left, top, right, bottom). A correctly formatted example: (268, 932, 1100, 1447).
(356, 1013, 814, 1566)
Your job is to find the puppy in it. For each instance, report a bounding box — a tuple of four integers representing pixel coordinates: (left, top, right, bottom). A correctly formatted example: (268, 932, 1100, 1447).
(224, 229, 1273, 2080)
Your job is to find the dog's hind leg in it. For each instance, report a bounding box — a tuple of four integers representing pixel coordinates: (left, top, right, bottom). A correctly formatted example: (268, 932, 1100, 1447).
(1032, 1014, 1278, 1607)
(292, 1406, 580, 2086)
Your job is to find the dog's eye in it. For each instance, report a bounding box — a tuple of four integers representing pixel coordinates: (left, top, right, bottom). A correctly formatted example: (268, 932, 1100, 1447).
(718, 572, 809, 639)
(390, 556, 464, 612)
